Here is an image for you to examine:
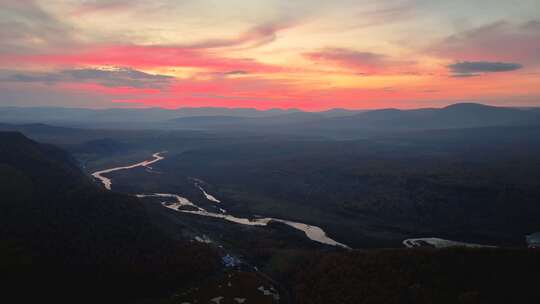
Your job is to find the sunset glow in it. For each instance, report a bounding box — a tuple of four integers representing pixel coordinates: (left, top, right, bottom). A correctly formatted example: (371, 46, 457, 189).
(1, 0, 539, 110)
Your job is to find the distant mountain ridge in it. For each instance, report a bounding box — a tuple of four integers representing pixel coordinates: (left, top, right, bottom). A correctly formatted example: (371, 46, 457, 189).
(318, 102, 540, 130)
(1, 103, 539, 135)
(164, 103, 540, 134)
(0, 105, 306, 124)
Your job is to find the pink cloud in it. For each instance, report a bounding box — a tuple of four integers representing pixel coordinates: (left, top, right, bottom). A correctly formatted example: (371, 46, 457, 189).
(1, 45, 282, 73)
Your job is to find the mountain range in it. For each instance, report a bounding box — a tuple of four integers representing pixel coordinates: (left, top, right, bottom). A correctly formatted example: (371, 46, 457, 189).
(3, 103, 538, 135)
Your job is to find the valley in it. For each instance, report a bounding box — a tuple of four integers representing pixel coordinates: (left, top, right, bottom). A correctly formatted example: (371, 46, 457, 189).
(2, 103, 540, 303)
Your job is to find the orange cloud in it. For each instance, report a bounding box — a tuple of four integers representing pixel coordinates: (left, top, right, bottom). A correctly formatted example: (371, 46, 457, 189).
(304, 48, 414, 75)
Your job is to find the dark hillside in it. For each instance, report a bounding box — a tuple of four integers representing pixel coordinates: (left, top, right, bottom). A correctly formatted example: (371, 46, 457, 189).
(0, 132, 219, 303)
(289, 248, 540, 304)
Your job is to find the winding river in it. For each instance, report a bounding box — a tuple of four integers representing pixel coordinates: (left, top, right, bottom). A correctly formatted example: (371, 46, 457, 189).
(91, 152, 165, 190)
(403, 238, 495, 248)
(91, 152, 350, 249)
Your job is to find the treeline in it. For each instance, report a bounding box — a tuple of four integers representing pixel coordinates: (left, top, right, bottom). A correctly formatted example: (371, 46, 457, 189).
(287, 248, 540, 304)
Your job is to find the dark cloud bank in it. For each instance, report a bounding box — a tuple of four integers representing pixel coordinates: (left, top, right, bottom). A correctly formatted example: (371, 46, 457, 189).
(448, 61, 523, 77)
(1, 67, 173, 88)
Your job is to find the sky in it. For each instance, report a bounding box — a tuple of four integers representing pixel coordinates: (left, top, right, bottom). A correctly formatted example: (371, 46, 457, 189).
(0, 0, 539, 110)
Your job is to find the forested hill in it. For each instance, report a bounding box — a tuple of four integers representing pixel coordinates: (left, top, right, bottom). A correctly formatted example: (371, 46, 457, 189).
(287, 248, 540, 304)
(0, 132, 219, 303)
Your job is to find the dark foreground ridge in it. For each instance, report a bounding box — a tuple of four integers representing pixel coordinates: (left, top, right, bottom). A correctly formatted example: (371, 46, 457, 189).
(0, 131, 219, 303)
